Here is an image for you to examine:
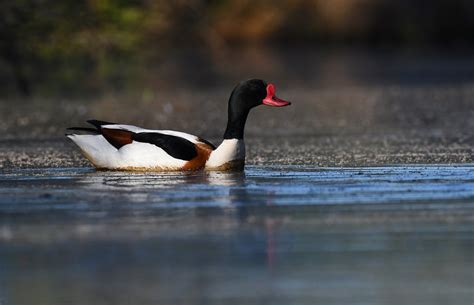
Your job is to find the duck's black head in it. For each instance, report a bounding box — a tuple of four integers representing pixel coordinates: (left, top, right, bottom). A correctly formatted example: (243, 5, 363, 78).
(224, 79, 291, 139)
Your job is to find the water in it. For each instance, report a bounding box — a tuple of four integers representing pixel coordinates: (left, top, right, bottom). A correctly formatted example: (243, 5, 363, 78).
(1, 165, 473, 305)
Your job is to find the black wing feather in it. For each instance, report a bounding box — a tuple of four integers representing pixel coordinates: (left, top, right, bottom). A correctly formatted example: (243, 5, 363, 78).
(197, 137, 216, 150)
(133, 132, 197, 161)
(87, 119, 116, 130)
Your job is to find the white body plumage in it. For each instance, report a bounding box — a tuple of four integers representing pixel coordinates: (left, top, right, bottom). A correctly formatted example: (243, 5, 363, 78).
(67, 124, 245, 171)
(205, 139, 245, 170)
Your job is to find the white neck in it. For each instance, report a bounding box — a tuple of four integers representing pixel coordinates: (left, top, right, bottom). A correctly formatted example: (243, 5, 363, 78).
(205, 139, 245, 169)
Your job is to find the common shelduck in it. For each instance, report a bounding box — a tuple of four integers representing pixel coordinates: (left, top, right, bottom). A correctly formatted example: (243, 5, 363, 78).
(66, 79, 291, 171)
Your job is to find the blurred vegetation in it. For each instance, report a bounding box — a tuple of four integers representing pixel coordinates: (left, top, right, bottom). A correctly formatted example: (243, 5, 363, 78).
(1, 0, 474, 96)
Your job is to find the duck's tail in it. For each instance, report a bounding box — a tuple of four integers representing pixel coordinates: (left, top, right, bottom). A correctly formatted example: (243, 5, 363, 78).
(66, 132, 117, 169)
(65, 127, 100, 136)
(65, 119, 116, 136)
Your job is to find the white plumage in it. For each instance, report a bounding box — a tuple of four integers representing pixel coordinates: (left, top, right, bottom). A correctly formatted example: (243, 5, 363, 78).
(67, 124, 243, 171)
(67, 135, 187, 170)
(205, 139, 245, 169)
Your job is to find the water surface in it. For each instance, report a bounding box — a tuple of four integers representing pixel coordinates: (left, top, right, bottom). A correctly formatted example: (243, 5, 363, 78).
(1, 165, 473, 305)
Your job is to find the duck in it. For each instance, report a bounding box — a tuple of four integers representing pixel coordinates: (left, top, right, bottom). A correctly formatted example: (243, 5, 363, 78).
(66, 79, 291, 171)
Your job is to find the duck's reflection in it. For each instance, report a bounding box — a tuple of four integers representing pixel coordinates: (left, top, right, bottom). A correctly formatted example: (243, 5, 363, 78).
(205, 170, 246, 186)
(76, 168, 282, 269)
(77, 170, 207, 189)
(76, 170, 253, 207)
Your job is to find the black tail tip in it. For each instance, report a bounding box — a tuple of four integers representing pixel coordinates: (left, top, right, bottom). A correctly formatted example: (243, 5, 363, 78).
(66, 127, 100, 134)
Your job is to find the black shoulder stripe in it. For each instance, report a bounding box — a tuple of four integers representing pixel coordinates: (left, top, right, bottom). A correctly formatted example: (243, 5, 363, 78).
(197, 137, 216, 150)
(133, 132, 197, 161)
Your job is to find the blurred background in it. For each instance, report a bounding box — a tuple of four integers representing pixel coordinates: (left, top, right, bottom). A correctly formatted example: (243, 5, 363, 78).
(2, 0, 474, 96)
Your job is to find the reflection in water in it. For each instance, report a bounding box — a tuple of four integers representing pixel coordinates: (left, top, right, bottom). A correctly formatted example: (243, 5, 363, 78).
(73, 169, 281, 270)
(76, 168, 274, 207)
(206, 170, 246, 186)
(0, 165, 473, 305)
(70, 171, 278, 288)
